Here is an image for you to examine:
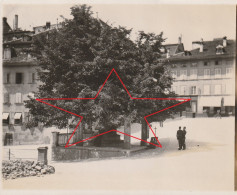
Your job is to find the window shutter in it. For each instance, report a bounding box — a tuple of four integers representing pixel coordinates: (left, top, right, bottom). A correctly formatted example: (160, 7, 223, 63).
(19, 93, 22, 103)
(15, 94, 18, 103)
(24, 112, 29, 122)
(3, 74, 7, 84)
(22, 73, 24, 84)
(4, 93, 9, 103)
(15, 93, 22, 103)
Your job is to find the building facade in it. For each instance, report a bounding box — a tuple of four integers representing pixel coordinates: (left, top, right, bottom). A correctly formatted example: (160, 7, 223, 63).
(164, 37, 235, 116)
(2, 15, 39, 144)
(2, 15, 62, 145)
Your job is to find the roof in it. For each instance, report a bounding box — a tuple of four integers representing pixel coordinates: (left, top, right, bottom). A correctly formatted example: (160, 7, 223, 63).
(162, 43, 184, 56)
(167, 38, 235, 61)
(3, 17, 12, 34)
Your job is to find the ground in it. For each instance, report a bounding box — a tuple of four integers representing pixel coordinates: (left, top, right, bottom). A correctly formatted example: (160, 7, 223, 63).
(2, 117, 235, 191)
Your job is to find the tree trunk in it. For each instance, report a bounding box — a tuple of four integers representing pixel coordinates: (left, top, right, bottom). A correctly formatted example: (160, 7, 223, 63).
(141, 118, 149, 146)
(124, 117, 131, 149)
(76, 120, 84, 146)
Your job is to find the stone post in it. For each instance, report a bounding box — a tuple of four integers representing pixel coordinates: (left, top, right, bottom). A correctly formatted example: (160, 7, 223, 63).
(37, 147, 48, 165)
(124, 117, 131, 149)
(141, 118, 148, 146)
(76, 120, 84, 146)
(52, 132, 59, 147)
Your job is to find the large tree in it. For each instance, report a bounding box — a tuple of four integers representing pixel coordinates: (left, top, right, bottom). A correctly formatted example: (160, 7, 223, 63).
(25, 4, 185, 131)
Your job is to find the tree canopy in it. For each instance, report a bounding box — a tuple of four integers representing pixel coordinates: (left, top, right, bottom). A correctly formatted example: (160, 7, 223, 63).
(25, 4, 185, 131)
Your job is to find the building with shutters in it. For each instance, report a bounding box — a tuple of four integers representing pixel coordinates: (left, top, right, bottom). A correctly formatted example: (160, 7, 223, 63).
(162, 36, 235, 116)
(2, 15, 39, 144)
(2, 15, 64, 145)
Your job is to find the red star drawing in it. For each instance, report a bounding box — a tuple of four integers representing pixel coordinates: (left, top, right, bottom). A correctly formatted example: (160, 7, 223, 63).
(36, 68, 191, 148)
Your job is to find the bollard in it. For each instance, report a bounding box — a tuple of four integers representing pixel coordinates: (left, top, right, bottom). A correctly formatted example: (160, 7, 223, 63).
(37, 147, 48, 165)
(52, 132, 59, 147)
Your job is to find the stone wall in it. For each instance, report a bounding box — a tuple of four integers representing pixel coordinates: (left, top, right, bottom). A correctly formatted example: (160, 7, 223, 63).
(52, 146, 129, 161)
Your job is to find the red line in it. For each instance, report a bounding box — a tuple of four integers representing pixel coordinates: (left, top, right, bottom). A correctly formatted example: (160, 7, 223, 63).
(145, 100, 189, 118)
(37, 99, 82, 118)
(94, 68, 115, 99)
(114, 130, 161, 147)
(66, 130, 116, 147)
(112, 69, 133, 99)
(37, 98, 94, 101)
(36, 68, 191, 148)
(65, 118, 83, 147)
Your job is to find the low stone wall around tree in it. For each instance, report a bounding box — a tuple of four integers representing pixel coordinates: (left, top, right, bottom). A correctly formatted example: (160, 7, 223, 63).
(52, 146, 129, 161)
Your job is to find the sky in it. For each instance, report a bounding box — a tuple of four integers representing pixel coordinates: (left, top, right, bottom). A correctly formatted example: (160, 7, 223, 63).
(2, 4, 236, 50)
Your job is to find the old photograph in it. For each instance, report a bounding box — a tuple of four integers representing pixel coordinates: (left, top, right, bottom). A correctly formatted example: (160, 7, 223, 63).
(1, 1, 236, 193)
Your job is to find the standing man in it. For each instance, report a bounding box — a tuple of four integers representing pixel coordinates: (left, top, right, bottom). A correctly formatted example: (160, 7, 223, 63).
(182, 126, 187, 150)
(176, 126, 183, 150)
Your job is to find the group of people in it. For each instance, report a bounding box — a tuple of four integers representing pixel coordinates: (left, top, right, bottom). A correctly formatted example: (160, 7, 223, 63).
(176, 126, 187, 150)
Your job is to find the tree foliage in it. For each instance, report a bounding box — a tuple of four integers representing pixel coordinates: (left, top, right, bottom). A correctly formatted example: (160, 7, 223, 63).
(25, 4, 185, 130)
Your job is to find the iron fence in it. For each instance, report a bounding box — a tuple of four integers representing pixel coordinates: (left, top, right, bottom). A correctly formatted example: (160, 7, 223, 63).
(3, 148, 38, 161)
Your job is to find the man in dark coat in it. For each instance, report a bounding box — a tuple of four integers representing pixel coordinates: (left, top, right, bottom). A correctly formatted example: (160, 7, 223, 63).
(176, 126, 183, 150)
(182, 126, 187, 150)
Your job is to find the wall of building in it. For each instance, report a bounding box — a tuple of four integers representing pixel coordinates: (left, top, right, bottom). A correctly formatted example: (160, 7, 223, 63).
(3, 64, 39, 126)
(169, 57, 235, 114)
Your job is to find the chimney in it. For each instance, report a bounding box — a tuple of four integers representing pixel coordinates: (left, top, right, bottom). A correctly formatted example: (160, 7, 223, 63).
(3, 17, 7, 23)
(223, 36, 227, 47)
(46, 22, 51, 29)
(199, 38, 204, 52)
(14, 15, 18, 30)
(178, 36, 182, 44)
(166, 49, 170, 58)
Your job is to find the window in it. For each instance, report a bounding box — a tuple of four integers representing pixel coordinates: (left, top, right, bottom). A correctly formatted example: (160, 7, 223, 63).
(204, 69, 210, 78)
(28, 73, 36, 83)
(180, 70, 187, 80)
(3, 48, 11, 59)
(3, 73, 10, 84)
(16, 73, 23, 84)
(204, 62, 208, 66)
(203, 85, 210, 95)
(4, 93, 10, 103)
(15, 93, 22, 103)
(214, 68, 221, 78)
(216, 45, 224, 55)
(215, 61, 219, 65)
(191, 101, 197, 112)
(171, 71, 177, 79)
(180, 86, 186, 95)
(214, 85, 221, 95)
(190, 69, 198, 79)
(14, 112, 22, 125)
(32, 73, 35, 83)
(2, 113, 9, 125)
(191, 86, 197, 95)
(226, 84, 234, 95)
(226, 68, 232, 77)
(7, 73, 10, 83)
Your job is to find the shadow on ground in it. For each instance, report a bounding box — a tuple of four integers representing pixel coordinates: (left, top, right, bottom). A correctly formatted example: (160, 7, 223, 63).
(129, 138, 225, 160)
